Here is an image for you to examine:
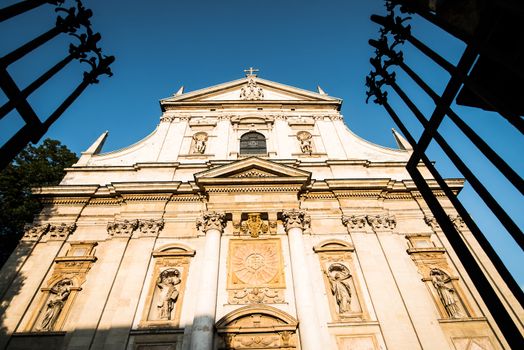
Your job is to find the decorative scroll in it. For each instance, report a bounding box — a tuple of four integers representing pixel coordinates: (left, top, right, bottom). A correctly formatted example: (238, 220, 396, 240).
(227, 239, 285, 304)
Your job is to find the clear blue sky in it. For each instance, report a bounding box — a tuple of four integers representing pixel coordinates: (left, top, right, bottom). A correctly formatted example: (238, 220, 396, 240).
(1, 0, 522, 286)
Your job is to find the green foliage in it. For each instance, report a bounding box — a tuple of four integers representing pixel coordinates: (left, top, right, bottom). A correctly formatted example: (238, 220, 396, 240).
(0, 139, 78, 264)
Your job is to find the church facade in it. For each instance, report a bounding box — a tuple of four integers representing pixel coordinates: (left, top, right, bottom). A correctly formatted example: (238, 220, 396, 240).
(0, 71, 521, 350)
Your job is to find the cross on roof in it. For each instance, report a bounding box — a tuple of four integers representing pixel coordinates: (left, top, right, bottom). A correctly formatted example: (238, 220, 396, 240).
(244, 67, 259, 77)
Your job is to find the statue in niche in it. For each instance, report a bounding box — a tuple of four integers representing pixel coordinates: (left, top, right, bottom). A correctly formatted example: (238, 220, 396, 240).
(296, 131, 313, 154)
(325, 263, 352, 314)
(192, 132, 208, 154)
(156, 268, 181, 320)
(38, 279, 73, 331)
(430, 268, 463, 318)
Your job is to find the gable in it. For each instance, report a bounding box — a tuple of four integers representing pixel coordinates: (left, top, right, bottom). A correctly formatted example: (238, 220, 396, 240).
(194, 157, 311, 191)
(160, 76, 341, 105)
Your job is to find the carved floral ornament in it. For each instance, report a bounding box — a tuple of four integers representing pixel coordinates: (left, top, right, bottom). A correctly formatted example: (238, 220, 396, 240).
(281, 209, 310, 231)
(341, 214, 396, 231)
(107, 218, 164, 237)
(239, 76, 264, 100)
(22, 222, 76, 241)
(196, 211, 227, 233)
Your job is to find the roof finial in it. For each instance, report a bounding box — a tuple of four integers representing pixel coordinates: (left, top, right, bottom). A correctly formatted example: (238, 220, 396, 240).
(244, 67, 259, 77)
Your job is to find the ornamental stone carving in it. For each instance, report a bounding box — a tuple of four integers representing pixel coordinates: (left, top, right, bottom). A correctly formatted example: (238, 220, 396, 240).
(240, 213, 268, 238)
(22, 223, 50, 241)
(229, 287, 284, 304)
(424, 215, 440, 231)
(192, 132, 208, 154)
(107, 219, 138, 237)
(196, 211, 227, 232)
(138, 219, 164, 236)
(341, 215, 367, 231)
(37, 278, 73, 331)
(325, 263, 352, 315)
(430, 268, 465, 318)
(47, 223, 76, 240)
(449, 215, 466, 231)
(296, 131, 313, 154)
(240, 76, 264, 100)
(156, 268, 181, 320)
(366, 214, 396, 231)
(281, 209, 310, 231)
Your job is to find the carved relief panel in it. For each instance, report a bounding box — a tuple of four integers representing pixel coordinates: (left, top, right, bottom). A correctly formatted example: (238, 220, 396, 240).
(406, 233, 472, 319)
(25, 242, 97, 332)
(139, 245, 194, 328)
(314, 240, 367, 321)
(227, 238, 285, 304)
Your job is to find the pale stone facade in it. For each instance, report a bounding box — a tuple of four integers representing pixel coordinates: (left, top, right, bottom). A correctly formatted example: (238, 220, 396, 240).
(0, 72, 522, 350)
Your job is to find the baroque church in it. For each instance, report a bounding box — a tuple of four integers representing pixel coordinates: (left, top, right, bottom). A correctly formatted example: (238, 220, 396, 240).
(0, 70, 521, 350)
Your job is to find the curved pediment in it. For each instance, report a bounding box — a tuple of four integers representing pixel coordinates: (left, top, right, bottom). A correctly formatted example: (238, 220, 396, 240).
(216, 305, 298, 331)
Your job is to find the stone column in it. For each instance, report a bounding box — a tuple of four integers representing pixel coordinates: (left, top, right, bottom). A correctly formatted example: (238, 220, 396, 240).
(282, 209, 324, 350)
(190, 211, 226, 350)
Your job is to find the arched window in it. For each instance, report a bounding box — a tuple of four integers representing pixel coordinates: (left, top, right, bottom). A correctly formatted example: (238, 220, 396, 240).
(240, 132, 267, 155)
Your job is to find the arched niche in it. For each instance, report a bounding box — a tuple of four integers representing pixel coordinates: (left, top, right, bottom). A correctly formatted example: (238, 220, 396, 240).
(138, 243, 195, 327)
(216, 305, 298, 349)
(239, 131, 267, 155)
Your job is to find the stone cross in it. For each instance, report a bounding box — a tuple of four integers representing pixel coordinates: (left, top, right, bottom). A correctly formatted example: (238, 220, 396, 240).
(244, 67, 259, 76)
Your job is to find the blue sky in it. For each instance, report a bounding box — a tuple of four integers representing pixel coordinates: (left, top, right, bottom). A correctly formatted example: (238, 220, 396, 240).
(1, 0, 522, 285)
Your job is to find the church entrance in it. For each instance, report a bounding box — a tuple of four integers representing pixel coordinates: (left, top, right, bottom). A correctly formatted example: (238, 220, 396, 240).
(215, 305, 299, 349)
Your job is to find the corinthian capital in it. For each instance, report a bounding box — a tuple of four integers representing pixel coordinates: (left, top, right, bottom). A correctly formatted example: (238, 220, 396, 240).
(366, 214, 396, 231)
(47, 223, 76, 240)
(448, 215, 466, 231)
(22, 223, 50, 241)
(107, 219, 138, 237)
(341, 215, 367, 231)
(281, 209, 309, 231)
(424, 215, 440, 231)
(138, 219, 164, 237)
(197, 211, 227, 233)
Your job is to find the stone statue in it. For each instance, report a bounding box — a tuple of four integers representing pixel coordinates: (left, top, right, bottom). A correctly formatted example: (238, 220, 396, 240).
(38, 279, 72, 331)
(326, 263, 352, 314)
(430, 268, 463, 318)
(296, 131, 313, 154)
(192, 133, 208, 154)
(156, 268, 181, 320)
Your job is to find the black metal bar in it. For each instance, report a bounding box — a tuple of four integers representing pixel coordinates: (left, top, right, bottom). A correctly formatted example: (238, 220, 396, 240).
(393, 62, 524, 194)
(388, 81, 524, 249)
(0, 0, 51, 23)
(379, 98, 524, 307)
(0, 54, 74, 119)
(0, 69, 42, 129)
(0, 124, 43, 170)
(407, 44, 479, 169)
(408, 164, 524, 349)
(405, 35, 455, 74)
(0, 26, 62, 67)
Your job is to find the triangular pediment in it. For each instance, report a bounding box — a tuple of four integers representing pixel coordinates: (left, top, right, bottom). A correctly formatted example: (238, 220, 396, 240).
(194, 157, 311, 191)
(160, 76, 341, 105)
